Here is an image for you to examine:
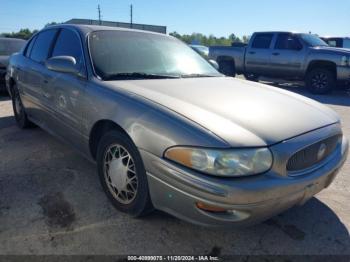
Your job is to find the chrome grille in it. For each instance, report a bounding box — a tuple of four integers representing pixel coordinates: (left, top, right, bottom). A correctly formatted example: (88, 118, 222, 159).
(287, 135, 341, 172)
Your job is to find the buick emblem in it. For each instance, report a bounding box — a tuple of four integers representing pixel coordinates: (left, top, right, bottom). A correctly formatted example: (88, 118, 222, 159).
(317, 143, 327, 160)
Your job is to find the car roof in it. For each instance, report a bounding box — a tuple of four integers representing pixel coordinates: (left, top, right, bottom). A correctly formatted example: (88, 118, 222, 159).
(253, 31, 302, 34)
(45, 24, 166, 37)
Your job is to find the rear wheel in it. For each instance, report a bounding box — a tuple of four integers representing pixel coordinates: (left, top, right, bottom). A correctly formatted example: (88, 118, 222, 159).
(306, 68, 335, 94)
(11, 84, 33, 129)
(244, 73, 259, 82)
(218, 60, 236, 77)
(96, 130, 153, 217)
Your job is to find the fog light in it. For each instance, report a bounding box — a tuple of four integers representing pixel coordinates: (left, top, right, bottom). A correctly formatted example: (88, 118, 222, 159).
(196, 202, 227, 213)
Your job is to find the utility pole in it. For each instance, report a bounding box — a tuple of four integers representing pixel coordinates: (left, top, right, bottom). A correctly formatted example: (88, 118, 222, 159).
(98, 4, 102, 25)
(130, 4, 133, 28)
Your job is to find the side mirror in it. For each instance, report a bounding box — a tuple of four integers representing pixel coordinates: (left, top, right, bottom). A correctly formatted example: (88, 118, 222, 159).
(209, 59, 219, 70)
(45, 56, 79, 75)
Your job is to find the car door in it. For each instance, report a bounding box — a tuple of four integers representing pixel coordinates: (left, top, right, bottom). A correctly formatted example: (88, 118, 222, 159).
(245, 33, 275, 75)
(41, 28, 87, 147)
(269, 33, 306, 78)
(19, 29, 59, 125)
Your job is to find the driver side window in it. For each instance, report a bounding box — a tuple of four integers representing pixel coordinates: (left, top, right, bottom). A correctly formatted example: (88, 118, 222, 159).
(51, 29, 84, 70)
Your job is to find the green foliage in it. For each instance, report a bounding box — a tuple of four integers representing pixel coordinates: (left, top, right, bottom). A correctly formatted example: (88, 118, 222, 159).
(45, 22, 59, 28)
(0, 22, 59, 40)
(170, 32, 250, 46)
(1, 28, 38, 40)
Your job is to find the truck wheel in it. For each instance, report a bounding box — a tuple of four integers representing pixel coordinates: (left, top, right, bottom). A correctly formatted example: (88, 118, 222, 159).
(96, 130, 154, 217)
(11, 84, 33, 129)
(218, 60, 236, 77)
(306, 68, 335, 94)
(244, 73, 259, 82)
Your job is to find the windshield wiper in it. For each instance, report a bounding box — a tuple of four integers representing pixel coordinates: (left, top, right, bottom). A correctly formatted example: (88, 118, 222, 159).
(103, 72, 180, 80)
(180, 74, 220, 78)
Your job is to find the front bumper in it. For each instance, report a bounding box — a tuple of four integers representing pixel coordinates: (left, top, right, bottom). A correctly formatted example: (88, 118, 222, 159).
(141, 124, 349, 227)
(337, 65, 350, 82)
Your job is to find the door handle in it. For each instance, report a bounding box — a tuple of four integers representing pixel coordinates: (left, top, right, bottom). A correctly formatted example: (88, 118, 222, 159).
(272, 52, 280, 56)
(249, 51, 256, 55)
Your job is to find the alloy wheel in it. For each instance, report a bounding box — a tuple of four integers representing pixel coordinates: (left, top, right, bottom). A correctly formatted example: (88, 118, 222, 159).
(311, 72, 328, 90)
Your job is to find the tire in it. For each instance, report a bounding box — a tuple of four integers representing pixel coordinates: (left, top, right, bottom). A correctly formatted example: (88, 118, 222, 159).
(96, 130, 153, 217)
(244, 73, 259, 82)
(306, 68, 335, 94)
(218, 60, 236, 77)
(11, 84, 33, 129)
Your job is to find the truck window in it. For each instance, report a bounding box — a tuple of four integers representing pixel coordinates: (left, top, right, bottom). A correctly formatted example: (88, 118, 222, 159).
(275, 33, 302, 50)
(251, 34, 273, 49)
(343, 39, 350, 48)
(326, 40, 337, 47)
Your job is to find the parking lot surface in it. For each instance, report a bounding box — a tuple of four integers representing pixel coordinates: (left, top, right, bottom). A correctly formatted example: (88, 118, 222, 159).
(0, 83, 349, 255)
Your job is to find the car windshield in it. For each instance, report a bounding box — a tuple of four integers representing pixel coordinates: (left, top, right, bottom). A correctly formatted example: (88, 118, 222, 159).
(299, 34, 328, 47)
(0, 39, 26, 56)
(89, 30, 221, 80)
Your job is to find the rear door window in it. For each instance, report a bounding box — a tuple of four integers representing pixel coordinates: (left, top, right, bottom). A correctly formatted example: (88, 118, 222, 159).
(25, 36, 37, 57)
(251, 34, 273, 49)
(30, 29, 58, 63)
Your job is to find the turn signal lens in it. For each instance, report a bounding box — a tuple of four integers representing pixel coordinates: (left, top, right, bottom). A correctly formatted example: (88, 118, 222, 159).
(196, 202, 227, 213)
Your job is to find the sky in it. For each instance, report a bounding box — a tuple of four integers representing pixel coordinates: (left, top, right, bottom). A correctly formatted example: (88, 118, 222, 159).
(0, 0, 350, 37)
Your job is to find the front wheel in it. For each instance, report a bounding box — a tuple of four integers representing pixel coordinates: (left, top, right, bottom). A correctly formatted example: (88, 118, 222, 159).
(244, 73, 259, 82)
(306, 68, 335, 94)
(96, 130, 153, 217)
(218, 60, 236, 77)
(11, 84, 33, 129)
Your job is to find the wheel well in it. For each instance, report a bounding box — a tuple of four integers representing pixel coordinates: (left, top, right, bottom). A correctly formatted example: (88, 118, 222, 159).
(217, 56, 235, 68)
(306, 61, 337, 77)
(89, 120, 130, 160)
(8, 77, 16, 97)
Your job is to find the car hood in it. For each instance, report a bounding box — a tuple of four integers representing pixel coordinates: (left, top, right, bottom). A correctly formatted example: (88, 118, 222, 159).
(313, 46, 350, 55)
(106, 77, 339, 147)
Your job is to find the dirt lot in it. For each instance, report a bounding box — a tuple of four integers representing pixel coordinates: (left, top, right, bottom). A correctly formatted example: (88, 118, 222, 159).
(0, 83, 349, 256)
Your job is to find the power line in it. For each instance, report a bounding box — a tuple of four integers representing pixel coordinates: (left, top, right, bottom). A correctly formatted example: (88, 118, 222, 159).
(130, 4, 133, 28)
(97, 4, 102, 25)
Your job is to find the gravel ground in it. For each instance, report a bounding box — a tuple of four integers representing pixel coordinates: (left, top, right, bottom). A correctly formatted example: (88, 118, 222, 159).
(0, 82, 349, 256)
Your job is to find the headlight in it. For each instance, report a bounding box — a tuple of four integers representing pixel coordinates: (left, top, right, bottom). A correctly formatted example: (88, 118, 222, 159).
(341, 56, 350, 66)
(164, 147, 273, 177)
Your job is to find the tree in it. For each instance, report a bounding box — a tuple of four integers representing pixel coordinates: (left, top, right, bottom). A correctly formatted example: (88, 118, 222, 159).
(169, 32, 244, 46)
(1, 28, 38, 40)
(0, 21, 59, 40)
(242, 35, 251, 44)
(45, 22, 59, 28)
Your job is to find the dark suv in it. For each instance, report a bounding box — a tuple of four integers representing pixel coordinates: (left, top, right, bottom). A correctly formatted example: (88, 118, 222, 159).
(0, 37, 26, 93)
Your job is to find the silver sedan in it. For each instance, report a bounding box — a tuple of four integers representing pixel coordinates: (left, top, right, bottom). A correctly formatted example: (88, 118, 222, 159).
(6, 24, 349, 227)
